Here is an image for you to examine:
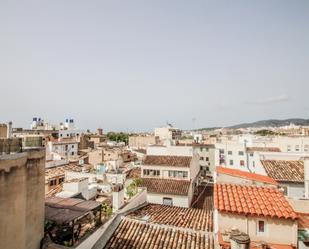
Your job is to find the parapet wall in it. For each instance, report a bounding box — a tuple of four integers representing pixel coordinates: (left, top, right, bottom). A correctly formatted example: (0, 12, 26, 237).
(0, 148, 45, 249)
(0, 138, 22, 154)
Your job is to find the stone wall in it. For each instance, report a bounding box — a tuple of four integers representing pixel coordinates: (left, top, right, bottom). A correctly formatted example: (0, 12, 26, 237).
(0, 149, 45, 249)
(0, 138, 22, 154)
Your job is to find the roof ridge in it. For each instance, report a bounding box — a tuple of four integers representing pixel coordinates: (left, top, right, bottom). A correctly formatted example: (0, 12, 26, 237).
(123, 217, 213, 235)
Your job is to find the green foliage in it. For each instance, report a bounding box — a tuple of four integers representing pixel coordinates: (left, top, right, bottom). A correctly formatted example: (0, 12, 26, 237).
(101, 203, 113, 217)
(44, 220, 54, 231)
(107, 132, 129, 144)
(254, 129, 285, 136)
(126, 178, 143, 199)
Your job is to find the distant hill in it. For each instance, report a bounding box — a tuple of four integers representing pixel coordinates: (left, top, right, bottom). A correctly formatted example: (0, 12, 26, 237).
(226, 118, 309, 129)
(195, 118, 309, 131)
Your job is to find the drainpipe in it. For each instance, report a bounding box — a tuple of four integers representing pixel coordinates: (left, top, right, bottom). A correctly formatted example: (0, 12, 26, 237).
(244, 139, 251, 172)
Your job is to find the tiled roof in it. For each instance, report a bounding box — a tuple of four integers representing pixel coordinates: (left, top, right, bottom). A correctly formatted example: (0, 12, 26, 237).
(247, 147, 281, 152)
(261, 160, 304, 183)
(45, 164, 82, 181)
(128, 204, 213, 231)
(214, 184, 297, 220)
(143, 155, 192, 167)
(216, 166, 278, 185)
(45, 184, 63, 198)
(297, 213, 309, 229)
(140, 178, 191, 196)
(126, 168, 141, 179)
(104, 217, 213, 249)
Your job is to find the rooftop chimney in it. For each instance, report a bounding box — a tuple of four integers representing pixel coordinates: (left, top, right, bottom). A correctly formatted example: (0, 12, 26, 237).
(112, 184, 124, 212)
(7, 121, 12, 139)
(230, 229, 250, 249)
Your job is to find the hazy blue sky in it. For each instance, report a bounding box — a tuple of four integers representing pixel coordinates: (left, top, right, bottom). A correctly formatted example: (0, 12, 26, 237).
(1, 0, 308, 132)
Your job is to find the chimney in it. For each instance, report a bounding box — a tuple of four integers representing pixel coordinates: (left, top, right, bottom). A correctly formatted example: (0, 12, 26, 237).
(112, 184, 124, 212)
(7, 121, 12, 139)
(97, 128, 103, 135)
(304, 157, 309, 199)
(230, 229, 250, 249)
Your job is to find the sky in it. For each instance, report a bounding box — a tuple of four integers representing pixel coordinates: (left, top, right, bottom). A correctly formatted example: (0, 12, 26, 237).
(0, 0, 308, 132)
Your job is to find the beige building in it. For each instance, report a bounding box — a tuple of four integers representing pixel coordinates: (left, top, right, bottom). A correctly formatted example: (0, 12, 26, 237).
(0, 148, 45, 249)
(139, 154, 200, 207)
(214, 183, 298, 248)
(0, 124, 7, 138)
(154, 126, 182, 141)
(129, 135, 159, 149)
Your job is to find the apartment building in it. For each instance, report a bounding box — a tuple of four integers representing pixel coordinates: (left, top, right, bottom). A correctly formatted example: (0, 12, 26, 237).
(128, 135, 159, 149)
(214, 184, 298, 248)
(139, 154, 199, 207)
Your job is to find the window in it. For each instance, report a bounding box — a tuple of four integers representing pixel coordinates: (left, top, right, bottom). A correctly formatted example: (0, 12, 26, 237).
(205, 157, 209, 162)
(230, 160, 233, 166)
(72, 145, 74, 148)
(257, 220, 266, 234)
(143, 169, 160, 177)
(59, 177, 64, 184)
(240, 160, 245, 166)
(200, 157, 204, 160)
(295, 145, 300, 152)
(168, 170, 188, 179)
(49, 179, 57, 186)
(71, 152, 74, 155)
(250, 153, 254, 157)
(252, 161, 255, 167)
(228, 151, 232, 155)
(163, 197, 173, 206)
(305, 145, 309, 152)
(238, 151, 244, 156)
(287, 145, 291, 152)
(200, 148, 203, 152)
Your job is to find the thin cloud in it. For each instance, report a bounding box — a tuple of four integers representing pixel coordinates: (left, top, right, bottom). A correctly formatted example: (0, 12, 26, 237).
(245, 94, 290, 105)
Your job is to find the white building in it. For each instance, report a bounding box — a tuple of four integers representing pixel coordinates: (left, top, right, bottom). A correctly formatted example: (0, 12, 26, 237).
(46, 139, 79, 159)
(139, 154, 200, 208)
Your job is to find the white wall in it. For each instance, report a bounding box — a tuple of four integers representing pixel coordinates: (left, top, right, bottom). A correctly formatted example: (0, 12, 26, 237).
(146, 192, 190, 208)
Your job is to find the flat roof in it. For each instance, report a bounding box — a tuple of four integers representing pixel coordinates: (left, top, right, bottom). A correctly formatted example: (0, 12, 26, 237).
(45, 197, 101, 224)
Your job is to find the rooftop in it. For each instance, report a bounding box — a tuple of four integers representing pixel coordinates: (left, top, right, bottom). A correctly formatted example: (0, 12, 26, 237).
(143, 155, 192, 167)
(214, 183, 297, 220)
(45, 164, 83, 181)
(126, 167, 141, 179)
(104, 217, 213, 249)
(128, 203, 213, 232)
(140, 178, 191, 196)
(261, 160, 304, 183)
(216, 166, 278, 185)
(247, 147, 281, 153)
(45, 197, 101, 224)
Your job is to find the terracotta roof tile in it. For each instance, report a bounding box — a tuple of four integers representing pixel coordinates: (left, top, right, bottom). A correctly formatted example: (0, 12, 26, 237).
(143, 155, 192, 167)
(140, 178, 191, 196)
(128, 204, 213, 232)
(261, 160, 304, 183)
(297, 212, 309, 229)
(216, 166, 278, 185)
(104, 217, 213, 249)
(126, 168, 141, 179)
(214, 184, 297, 220)
(247, 147, 281, 152)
